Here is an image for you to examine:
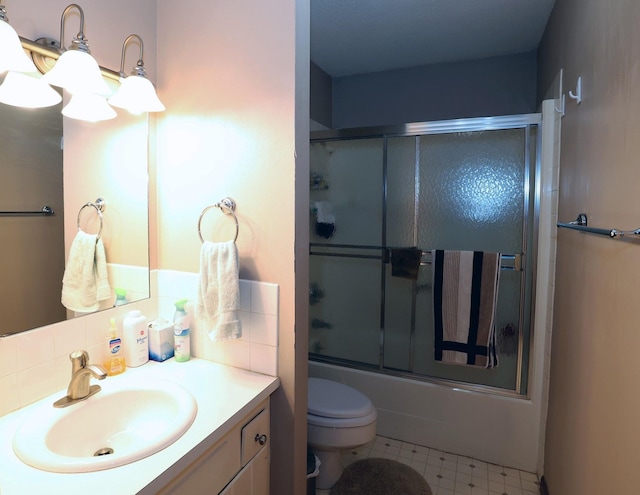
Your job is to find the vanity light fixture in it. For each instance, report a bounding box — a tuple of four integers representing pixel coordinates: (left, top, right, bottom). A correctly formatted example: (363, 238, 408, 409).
(1, 4, 166, 119)
(0, 5, 37, 73)
(62, 92, 116, 122)
(0, 70, 62, 108)
(0, 4, 61, 108)
(108, 34, 165, 114)
(41, 3, 111, 97)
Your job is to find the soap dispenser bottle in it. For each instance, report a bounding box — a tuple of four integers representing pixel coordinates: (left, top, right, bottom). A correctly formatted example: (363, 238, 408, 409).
(104, 318, 126, 376)
(173, 299, 191, 362)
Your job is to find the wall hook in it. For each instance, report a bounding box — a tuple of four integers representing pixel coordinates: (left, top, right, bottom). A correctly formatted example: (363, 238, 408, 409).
(568, 76, 582, 104)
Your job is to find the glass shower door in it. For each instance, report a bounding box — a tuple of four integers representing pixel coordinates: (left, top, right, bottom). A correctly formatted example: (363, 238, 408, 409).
(384, 128, 535, 392)
(309, 138, 384, 366)
(309, 115, 539, 395)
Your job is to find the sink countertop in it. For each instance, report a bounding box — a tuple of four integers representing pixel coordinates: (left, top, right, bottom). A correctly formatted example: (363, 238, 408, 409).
(0, 358, 280, 495)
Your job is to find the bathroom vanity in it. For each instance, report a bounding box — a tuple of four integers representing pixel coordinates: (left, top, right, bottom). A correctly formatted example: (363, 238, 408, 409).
(0, 358, 279, 495)
(149, 399, 270, 494)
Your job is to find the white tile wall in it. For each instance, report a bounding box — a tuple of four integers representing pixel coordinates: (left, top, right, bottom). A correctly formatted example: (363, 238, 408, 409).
(0, 269, 279, 417)
(155, 270, 279, 376)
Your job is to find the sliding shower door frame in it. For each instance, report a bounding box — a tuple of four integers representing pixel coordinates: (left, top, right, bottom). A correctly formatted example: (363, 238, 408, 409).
(310, 113, 542, 399)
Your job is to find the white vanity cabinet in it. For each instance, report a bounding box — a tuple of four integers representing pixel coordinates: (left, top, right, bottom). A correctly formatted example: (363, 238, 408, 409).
(0, 359, 279, 495)
(157, 399, 270, 495)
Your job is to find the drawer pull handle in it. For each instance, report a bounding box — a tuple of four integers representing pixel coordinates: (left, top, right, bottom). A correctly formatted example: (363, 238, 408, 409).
(255, 433, 268, 446)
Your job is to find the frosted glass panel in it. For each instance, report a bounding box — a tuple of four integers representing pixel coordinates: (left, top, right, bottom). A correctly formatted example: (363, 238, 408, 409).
(386, 136, 417, 247)
(309, 254, 381, 366)
(418, 129, 525, 253)
(310, 139, 383, 245)
(383, 263, 414, 371)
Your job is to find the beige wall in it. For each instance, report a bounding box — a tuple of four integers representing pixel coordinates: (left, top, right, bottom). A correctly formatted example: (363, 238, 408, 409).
(155, 1, 307, 493)
(538, 0, 640, 493)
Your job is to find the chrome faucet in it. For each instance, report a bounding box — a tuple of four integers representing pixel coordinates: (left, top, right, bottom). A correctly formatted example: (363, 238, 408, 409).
(54, 350, 107, 408)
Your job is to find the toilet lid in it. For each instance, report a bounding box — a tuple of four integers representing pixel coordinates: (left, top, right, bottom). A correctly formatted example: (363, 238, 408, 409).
(308, 378, 375, 419)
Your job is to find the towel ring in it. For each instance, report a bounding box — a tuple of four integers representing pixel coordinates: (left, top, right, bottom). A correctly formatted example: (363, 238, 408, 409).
(77, 198, 105, 239)
(198, 197, 239, 243)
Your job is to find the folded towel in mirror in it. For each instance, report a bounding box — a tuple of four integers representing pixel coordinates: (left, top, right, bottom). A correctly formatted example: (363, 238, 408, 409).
(61, 230, 111, 313)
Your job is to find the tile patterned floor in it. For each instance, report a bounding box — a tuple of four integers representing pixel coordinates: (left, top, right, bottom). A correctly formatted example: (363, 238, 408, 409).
(316, 435, 541, 495)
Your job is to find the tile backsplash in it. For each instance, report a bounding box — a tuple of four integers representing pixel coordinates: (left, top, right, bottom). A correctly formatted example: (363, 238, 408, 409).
(155, 270, 279, 376)
(0, 270, 279, 417)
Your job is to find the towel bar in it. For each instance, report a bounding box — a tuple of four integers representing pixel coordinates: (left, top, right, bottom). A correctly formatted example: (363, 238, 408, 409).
(198, 197, 239, 243)
(0, 206, 54, 216)
(309, 244, 522, 271)
(557, 213, 640, 238)
(419, 252, 522, 272)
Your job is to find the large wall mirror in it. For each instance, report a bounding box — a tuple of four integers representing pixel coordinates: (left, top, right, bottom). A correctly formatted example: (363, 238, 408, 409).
(0, 0, 154, 336)
(0, 91, 151, 337)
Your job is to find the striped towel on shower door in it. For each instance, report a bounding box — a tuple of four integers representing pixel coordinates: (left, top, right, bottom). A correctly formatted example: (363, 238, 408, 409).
(432, 250, 500, 368)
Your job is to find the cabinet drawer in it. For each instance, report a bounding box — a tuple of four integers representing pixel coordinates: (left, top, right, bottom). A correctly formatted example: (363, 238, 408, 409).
(241, 407, 270, 466)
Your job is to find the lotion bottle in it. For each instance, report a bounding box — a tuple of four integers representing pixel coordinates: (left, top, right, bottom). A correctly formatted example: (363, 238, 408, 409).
(104, 318, 126, 376)
(113, 288, 128, 307)
(173, 299, 191, 362)
(123, 309, 149, 367)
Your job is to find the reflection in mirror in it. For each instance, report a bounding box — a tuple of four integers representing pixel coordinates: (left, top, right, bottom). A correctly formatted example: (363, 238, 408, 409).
(0, 82, 151, 337)
(0, 97, 66, 335)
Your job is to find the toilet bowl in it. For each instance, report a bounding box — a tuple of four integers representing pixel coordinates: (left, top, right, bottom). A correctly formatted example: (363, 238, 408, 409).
(307, 378, 377, 489)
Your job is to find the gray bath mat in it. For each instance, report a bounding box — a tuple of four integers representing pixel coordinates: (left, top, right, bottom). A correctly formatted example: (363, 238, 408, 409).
(330, 458, 432, 495)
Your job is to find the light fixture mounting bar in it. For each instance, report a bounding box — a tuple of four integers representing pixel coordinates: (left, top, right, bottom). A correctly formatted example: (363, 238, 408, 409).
(19, 35, 120, 82)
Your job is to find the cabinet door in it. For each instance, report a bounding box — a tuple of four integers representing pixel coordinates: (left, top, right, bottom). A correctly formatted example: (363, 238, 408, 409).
(250, 447, 270, 495)
(219, 464, 251, 495)
(158, 432, 241, 495)
(220, 447, 269, 495)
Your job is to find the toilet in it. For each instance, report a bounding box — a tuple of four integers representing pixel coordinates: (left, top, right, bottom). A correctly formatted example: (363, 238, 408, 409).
(307, 378, 377, 489)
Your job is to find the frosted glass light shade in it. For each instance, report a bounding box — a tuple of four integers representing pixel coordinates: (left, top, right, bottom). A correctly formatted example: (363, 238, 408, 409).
(109, 75, 165, 114)
(62, 92, 116, 121)
(42, 49, 110, 96)
(0, 71, 61, 108)
(0, 19, 38, 73)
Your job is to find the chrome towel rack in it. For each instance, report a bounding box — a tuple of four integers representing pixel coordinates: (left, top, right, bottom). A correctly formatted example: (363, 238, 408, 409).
(0, 206, 54, 216)
(557, 213, 640, 238)
(198, 197, 239, 243)
(77, 198, 106, 239)
(309, 243, 523, 271)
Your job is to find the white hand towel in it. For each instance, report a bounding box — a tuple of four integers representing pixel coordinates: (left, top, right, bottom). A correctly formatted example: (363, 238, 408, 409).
(61, 230, 111, 312)
(195, 240, 242, 341)
(94, 237, 111, 302)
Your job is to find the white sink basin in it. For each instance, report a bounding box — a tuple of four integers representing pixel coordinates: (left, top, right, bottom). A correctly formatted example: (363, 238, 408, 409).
(12, 377, 197, 473)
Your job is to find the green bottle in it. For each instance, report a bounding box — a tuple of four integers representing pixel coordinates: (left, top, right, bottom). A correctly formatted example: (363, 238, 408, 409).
(173, 299, 190, 362)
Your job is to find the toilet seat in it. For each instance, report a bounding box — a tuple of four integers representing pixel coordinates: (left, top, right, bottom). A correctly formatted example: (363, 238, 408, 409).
(308, 378, 376, 427)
